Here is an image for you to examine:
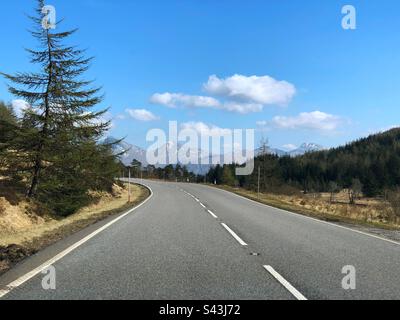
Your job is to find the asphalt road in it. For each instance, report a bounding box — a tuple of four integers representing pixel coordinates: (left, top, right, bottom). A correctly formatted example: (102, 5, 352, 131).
(1, 180, 400, 300)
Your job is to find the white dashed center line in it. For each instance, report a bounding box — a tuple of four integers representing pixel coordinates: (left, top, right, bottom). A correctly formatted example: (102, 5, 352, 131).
(180, 188, 308, 301)
(263, 265, 307, 300)
(207, 210, 218, 219)
(221, 223, 248, 246)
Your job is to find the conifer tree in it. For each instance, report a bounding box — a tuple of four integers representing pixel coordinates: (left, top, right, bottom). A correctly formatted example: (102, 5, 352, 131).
(2, 0, 115, 213)
(0, 101, 16, 149)
(0, 102, 17, 172)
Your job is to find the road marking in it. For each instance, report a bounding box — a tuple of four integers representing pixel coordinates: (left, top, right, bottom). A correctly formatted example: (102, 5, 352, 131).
(221, 223, 248, 246)
(209, 186, 400, 246)
(200, 203, 206, 209)
(207, 210, 218, 219)
(263, 265, 307, 301)
(183, 190, 194, 199)
(0, 184, 154, 299)
(194, 198, 200, 202)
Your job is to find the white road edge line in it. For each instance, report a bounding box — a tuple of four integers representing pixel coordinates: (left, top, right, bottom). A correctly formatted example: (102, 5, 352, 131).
(0, 183, 154, 299)
(263, 265, 307, 301)
(207, 210, 218, 219)
(221, 223, 248, 246)
(200, 203, 206, 209)
(211, 186, 400, 246)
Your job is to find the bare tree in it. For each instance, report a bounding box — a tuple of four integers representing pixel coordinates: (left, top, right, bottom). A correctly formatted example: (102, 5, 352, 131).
(387, 188, 400, 218)
(349, 178, 363, 205)
(328, 181, 339, 204)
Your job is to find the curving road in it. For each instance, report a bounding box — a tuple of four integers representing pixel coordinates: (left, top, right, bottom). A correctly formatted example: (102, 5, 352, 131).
(1, 180, 400, 300)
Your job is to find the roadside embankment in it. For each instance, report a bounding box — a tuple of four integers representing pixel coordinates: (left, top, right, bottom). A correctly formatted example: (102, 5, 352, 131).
(0, 183, 150, 274)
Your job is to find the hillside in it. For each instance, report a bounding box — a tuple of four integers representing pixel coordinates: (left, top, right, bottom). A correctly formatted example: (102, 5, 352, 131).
(209, 128, 400, 198)
(292, 128, 400, 196)
(206, 128, 400, 227)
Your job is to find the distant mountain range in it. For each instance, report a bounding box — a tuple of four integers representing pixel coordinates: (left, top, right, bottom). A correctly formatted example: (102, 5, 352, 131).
(266, 143, 324, 157)
(104, 137, 324, 174)
(103, 137, 148, 166)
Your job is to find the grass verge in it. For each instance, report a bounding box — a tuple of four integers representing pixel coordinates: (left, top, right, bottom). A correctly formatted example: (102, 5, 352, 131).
(0, 183, 150, 275)
(210, 184, 400, 231)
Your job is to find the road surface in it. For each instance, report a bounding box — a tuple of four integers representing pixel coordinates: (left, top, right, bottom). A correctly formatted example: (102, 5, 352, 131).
(1, 180, 399, 300)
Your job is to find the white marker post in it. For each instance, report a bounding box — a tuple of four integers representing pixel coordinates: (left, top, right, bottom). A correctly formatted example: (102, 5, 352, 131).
(128, 167, 131, 203)
(258, 166, 261, 199)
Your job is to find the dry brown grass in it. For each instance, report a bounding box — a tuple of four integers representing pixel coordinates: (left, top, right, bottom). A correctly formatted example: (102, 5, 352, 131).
(215, 185, 400, 229)
(0, 183, 150, 274)
(387, 190, 400, 218)
(0, 183, 147, 247)
(0, 201, 5, 216)
(0, 198, 46, 236)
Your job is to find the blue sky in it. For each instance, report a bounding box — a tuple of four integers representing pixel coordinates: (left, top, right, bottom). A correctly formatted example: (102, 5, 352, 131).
(1, 0, 400, 150)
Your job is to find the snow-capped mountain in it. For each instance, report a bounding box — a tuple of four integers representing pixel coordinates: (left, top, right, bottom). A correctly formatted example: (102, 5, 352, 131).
(288, 143, 324, 157)
(103, 137, 147, 166)
(104, 138, 212, 173)
(104, 137, 324, 174)
(256, 143, 324, 157)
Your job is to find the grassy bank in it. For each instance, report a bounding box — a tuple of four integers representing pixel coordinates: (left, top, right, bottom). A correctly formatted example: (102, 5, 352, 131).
(0, 183, 150, 274)
(211, 184, 400, 230)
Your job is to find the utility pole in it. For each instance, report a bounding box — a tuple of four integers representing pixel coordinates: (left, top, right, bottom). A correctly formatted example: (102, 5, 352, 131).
(257, 166, 261, 199)
(128, 166, 131, 203)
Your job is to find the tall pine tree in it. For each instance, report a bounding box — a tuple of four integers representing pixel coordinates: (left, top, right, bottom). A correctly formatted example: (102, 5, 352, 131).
(1, 0, 117, 215)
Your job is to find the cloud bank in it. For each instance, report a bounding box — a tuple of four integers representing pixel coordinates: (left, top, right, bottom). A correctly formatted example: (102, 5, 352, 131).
(204, 74, 296, 106)
(258, 111, 344, 132)
(150, 74, 296, 114)
(126, 108, 159, 121)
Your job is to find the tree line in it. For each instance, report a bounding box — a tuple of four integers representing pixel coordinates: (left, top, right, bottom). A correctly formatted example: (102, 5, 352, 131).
(120, 160, 204, 183)
(207, 128, 400, 199)
(0, 0, 121, 216)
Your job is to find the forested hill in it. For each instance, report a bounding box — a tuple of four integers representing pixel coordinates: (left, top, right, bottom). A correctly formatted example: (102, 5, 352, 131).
(291, 128, 400, 196)
(211, 128, 400, 197)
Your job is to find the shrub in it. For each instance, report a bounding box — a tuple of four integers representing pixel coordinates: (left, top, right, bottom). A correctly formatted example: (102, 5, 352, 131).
(387, 189, 400, 218)
(0, 201, 5, 216)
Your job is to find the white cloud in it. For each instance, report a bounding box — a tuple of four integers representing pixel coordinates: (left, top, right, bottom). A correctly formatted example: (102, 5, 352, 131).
(282, 144, 298, 151)
(180, 121, 231, 137)
(222, 102, 263, 114)
(256, 120, 268, 126)
(126, 109, 159, 122)
(204, 74, 296, 106)
(150, 93, 263, 114)
(12, 99, 31, 117)
(150, 74, 296, 114)
(270, 111, 343, 131)
(101, 111, 116, 128)
(80, 111, 115, 129)
(150, 93, 220, 109)
(115, 114, 127, 120)
(378, 125, 399, 132)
